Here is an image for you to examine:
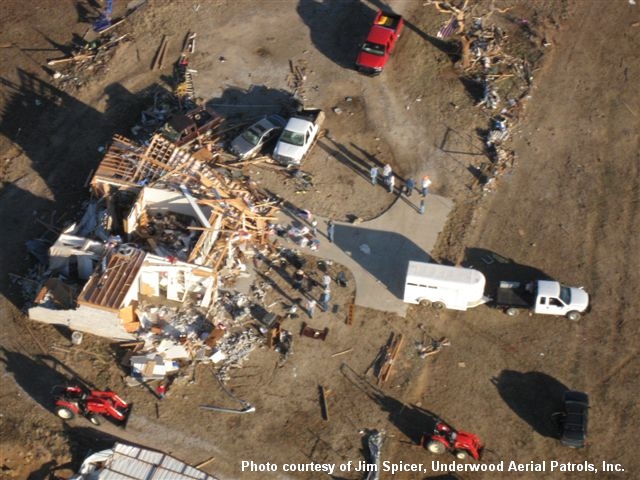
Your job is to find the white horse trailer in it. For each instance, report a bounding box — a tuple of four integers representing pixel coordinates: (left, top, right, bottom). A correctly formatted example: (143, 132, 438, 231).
(403, 261, 489, 311)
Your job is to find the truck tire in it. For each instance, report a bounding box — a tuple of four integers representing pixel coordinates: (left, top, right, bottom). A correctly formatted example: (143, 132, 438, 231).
(56, 406, 75, 420)
(566, 311, 581, 322)
(88, 414, 102, 426)
(432, 301, 445, 310)
(426, 440, 446, 455)
(505, 307, 520, 317)
(455, 450, 469, 460)
(419, 299, 431, 307)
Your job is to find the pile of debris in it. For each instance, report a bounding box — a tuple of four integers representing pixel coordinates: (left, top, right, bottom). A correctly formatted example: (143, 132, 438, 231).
(27, 90, 284, 384)
(214, 329, 264, 382)
(131, 89, 178, 142)
(287, 59, 309, 101)
(432, 0, 546, 191)
(124, 303, 265, 384)
(434, 1, 541, 111)
(476, 114, 517, 191)
(134, 210, 198, 261)
(131, 31, 204, 143)
(48, 31, 130, 91)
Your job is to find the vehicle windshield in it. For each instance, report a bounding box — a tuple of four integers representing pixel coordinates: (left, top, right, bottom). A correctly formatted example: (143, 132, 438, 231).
(559, 286, 571, 304)
(361, 42, 385, 56)
(241, 128, 261, 146)
(279, 130, 304, 147)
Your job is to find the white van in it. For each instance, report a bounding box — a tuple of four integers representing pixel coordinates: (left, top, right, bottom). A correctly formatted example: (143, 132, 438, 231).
(403, 261, 489, 311)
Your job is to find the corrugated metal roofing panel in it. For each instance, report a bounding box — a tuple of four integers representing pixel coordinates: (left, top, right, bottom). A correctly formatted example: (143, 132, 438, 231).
(152, 467, 194, 480)
(114, 444, 140, 458)
(160, 455, 186, 473)
(91, 443, 219, 480)
(182, 466, 207, 478)
(136, 448, 165, 465)
(110, 456, 153, 478)
(99, 470, 139, 480)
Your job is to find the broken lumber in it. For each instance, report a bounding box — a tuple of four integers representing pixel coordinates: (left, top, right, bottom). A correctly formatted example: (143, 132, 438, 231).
(47, 53, 96, 66)
(319, 385, 330, 421)
(151, 35, 168, 70)
(377, 333, 404, 386)
(196, 457, 216, 469)
(331, 348, 353, 358)
(199, 404, 256, 414)
(97, 18, 126, 36)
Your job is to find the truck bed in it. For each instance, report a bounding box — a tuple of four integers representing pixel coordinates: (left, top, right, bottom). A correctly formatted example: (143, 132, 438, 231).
(375, 12, 402, 31)
(294, 108, 324, 126)
(495, 281, 534, 308)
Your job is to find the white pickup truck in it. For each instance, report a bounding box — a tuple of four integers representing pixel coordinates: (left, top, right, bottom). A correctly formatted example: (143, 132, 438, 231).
(272, 108, 324, 167)
(404, 262, 590, 321)
(495, 279, 590, 321)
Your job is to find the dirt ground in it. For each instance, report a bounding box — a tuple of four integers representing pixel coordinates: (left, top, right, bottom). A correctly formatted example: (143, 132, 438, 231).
(1, 1, 639, 479)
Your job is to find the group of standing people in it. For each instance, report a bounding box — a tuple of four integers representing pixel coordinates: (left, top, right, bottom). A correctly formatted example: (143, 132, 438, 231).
(290, 163, 432, 320)
(370, 164, 432, 199)
(296, 271, 333, 318)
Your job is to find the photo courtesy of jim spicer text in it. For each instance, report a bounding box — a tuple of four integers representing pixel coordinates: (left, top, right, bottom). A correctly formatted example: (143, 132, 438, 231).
(241, 459, 627, 475)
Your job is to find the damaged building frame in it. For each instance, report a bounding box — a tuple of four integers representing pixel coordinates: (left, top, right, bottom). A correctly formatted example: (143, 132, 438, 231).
(29, 126, 280, 375)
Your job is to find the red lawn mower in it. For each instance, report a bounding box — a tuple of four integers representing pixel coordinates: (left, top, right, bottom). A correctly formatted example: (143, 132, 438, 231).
(53, 384, 131, 426)
(422, 420, 483, 460)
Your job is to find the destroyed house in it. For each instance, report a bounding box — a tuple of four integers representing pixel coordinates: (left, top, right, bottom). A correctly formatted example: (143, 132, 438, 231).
(30, 244, 217, 339)
(30, 125, 279, 340)
(90, 132, 278, 272)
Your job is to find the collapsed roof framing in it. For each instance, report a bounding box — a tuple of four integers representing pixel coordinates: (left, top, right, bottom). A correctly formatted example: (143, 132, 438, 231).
(91, 133, 199, 193)
(77, 246, 146, 311)
(77, 246, 217, 312)
(91, 132, 279, 273)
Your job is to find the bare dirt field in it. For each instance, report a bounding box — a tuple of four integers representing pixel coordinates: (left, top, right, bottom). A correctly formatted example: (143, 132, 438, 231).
(1, 1, 639, 479)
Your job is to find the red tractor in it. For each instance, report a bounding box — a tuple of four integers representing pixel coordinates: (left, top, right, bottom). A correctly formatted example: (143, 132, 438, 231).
(422, 421, 483, 460)
(53, 385, 131, 426)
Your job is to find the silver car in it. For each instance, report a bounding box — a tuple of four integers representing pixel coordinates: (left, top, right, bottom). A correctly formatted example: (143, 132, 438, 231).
(230, 114, 287, 160)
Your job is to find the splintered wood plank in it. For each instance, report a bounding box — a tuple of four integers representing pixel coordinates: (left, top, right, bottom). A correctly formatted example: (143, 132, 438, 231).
(319, 385, 330, 421)
(198, 175, 222, 189)
(379, 334, 404, 385)
(211, 242, 229, 272)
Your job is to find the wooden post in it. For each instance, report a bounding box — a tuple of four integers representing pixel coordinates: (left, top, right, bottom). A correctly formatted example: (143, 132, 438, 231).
(319, 385, 330, 421)
(346, 301, 355, 325)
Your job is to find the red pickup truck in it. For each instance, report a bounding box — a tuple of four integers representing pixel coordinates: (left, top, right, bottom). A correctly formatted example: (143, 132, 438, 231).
(356, 11, 404, 75)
